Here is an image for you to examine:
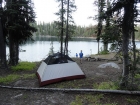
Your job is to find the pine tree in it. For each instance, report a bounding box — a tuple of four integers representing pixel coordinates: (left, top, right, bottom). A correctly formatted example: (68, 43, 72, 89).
(5, 0, 37, 65)
(104, 0, 139, 88)
(65, 0, 76, 55)
(96, 0, 105, 54)
(55, 0, 66, 57)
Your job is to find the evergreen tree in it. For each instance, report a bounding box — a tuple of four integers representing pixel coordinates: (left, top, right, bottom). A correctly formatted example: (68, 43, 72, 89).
(55, 0, 76, 56)
(5, 0, 37, 65)
(104, 0, 139, 88)
(65, 0, 76, 55)
(102, 0, 111, 51)
(95, 0, 105, 54)
(55, 0, 66, 57)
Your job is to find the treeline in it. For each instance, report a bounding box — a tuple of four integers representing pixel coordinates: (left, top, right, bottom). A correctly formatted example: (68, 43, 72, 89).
(32, 22, 140, 40)
(33, 22, 97, 37)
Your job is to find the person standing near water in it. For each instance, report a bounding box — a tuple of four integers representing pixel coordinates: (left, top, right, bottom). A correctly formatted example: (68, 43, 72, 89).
(76, 53, 78, 58)
(79, 50, 83, 64)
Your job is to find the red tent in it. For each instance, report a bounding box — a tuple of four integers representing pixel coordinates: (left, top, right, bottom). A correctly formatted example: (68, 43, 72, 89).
(36, 53, 85, 86)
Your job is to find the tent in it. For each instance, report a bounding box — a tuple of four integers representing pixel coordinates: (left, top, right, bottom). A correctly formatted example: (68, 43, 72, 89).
(36, 52, 85, 86)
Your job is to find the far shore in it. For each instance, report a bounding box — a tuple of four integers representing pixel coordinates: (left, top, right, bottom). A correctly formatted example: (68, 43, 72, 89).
(33, 35, 97, 39)
(33, 35, 140, 41)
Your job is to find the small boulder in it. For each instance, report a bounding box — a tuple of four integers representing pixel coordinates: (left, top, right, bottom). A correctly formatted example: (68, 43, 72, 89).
(98, 62, 120, 69)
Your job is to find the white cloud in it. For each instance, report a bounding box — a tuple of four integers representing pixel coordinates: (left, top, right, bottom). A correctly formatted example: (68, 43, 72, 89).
(74, 0, 97, 26)
(33, 0, 58, 24)
(33, 0, 97, 26)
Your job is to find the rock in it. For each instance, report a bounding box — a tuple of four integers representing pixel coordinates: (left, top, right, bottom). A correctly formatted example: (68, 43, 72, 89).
(98, 62, 120, 69)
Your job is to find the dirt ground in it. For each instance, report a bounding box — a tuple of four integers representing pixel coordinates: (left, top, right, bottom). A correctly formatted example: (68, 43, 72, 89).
(0, 54, 140, 105)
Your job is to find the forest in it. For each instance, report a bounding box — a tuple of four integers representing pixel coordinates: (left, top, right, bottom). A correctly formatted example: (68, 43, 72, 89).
(33, 22, 140, 39)
(33, 22, 96, 37)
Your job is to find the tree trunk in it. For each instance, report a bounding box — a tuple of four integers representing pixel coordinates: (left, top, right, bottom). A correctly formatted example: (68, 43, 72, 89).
(103, 0, 110, 53)
(9, 34, 18, 66)
(131, 23, 135, 86)
(65, 0, 69, 55)
(98, 41, 100, 54)
(0, 0, 7, 68)
(120, 2, 133, 87)
(97, 0, 103, 54)
(0, 18, 7, 68)
(15, 42, 19, 64)
(103, 43, 108, 51)
(60, 0, 64, 58)
(130, 3, 135, 87)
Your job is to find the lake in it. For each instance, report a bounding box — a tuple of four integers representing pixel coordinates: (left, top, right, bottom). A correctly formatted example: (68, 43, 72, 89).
(6, 36, 140, 62)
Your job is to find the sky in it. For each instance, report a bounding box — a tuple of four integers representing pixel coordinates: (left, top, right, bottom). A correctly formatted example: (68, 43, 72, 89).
(33, 0, 97, 26)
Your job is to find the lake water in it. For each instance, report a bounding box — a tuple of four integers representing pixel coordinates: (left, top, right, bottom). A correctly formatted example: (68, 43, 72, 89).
(6, 37, 140, 62)
(18, 41, 103, 62)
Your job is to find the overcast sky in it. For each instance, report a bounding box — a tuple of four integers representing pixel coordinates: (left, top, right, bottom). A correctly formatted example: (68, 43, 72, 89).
(33, 0, 97, 26)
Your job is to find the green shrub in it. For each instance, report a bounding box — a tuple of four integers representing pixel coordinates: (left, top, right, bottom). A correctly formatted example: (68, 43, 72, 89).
(11, 62, 36, 71)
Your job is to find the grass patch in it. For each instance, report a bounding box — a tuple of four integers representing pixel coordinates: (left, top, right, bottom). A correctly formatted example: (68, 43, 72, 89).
(93, 82, 119, 90)
(70, 94, 103, 105)
(47, 78, 94, 89)
(126, 98, 139, 105)
(49, 80, 82, 88)
(11, 62, 36, 71)
(0, 73, 36, 84)
(0, 74, 20, 84)
(104, 104, 118, 105)
(0, 61, 36, 84)
(22, 74, 36, 79)
(134, 74, 140, 79)
(70, 94, 118, 105)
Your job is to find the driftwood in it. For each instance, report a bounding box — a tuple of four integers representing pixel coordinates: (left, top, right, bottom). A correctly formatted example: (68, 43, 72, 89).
(85, 57, 107, 62)
(0, 85, 140, 95)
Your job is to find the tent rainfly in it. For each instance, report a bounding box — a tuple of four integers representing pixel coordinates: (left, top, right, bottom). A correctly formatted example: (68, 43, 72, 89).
(36, 53, 85, 86)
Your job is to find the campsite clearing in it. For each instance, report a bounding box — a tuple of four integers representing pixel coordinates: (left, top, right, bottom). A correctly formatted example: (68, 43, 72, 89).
(0, 56, 140, 105)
